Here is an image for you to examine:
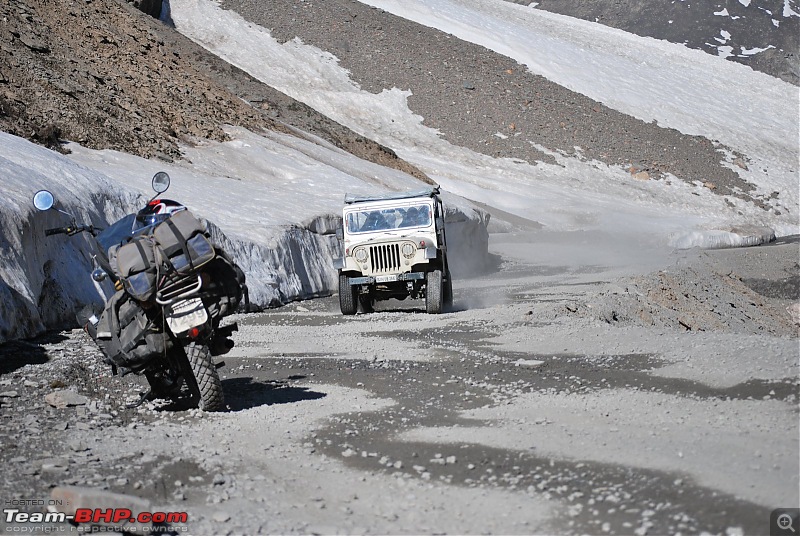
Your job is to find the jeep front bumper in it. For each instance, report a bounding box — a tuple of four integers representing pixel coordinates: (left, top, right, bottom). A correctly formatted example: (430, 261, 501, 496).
(346, 272, 426, 285)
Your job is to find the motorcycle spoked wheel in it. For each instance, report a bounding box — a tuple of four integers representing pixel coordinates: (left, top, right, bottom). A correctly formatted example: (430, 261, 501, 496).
(179, 341, 225, 412)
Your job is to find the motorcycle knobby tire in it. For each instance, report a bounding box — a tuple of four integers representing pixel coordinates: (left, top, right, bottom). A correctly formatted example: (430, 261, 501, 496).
(182, 341, 225, 411)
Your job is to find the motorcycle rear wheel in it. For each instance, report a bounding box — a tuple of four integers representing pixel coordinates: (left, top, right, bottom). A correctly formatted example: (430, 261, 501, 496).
(182, 341, 225, 411)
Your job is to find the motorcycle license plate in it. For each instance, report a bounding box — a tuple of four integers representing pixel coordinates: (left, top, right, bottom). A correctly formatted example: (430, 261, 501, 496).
(166, 298, 208, 334)
(375, 274, 398, 283)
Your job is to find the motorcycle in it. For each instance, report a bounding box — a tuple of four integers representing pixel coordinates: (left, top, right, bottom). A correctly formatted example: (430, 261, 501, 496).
(33, 172, 247, 412)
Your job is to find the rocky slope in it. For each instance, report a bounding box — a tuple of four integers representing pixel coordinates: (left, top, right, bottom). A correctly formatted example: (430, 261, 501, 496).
(516, 0, 800, 85)
(2, 0, 789, 207)
(0, 0, 427, 180)
(220, 0, 781, 207)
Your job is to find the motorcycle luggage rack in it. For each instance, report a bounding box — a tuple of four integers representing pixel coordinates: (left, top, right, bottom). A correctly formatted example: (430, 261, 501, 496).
(156, 274, 202, 305)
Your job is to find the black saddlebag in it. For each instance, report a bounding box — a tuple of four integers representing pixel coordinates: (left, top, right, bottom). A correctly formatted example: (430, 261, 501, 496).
(95, 290, 173, 370)
(200, 251, 247, 318)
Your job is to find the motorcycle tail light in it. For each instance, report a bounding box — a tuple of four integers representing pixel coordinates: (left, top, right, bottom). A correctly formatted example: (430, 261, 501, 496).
(189, 327, 201, 339)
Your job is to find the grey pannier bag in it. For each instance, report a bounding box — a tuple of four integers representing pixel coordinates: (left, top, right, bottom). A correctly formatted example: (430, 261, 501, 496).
(95, 290, 173, 370)
(152, 209, 215, 275)
(109, 235, 159, 302)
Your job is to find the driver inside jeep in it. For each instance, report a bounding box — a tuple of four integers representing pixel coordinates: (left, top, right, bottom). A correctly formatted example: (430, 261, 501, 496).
(361, 211, 389, 232)
(400, 206, 431, 228)
(399, 207, 419, 227)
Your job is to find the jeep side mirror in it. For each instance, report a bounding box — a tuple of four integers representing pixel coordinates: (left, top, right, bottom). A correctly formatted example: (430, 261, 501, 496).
(435, 217, 444, 229)
(336, 228, 343, 240)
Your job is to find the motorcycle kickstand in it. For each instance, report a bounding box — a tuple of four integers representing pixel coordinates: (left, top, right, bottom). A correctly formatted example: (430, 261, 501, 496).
(126, 388, 154, 409)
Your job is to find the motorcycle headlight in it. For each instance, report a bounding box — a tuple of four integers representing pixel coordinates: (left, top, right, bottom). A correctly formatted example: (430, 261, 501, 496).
(401, 243, 416, 258)
(354, 248, 368, 263)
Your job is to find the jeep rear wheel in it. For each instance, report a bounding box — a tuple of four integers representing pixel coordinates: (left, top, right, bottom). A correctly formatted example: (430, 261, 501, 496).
(426, 269, 443, 314)
(339, 273, 358, 315)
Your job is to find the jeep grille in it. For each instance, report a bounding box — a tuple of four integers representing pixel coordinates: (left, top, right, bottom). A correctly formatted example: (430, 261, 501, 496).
(370, 244, 401, 273)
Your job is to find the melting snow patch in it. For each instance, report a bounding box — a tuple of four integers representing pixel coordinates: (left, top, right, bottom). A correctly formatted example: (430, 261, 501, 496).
(785, 0, 800, 17)
(739, 0, 751, 7)
(715, 30, 732, 44)
(739, 45, 775, 56)
(494, 132, 509, 139)
(716, 45, 734, 58)
(670, 226, 776, 249)
(714, 8, 730, 16)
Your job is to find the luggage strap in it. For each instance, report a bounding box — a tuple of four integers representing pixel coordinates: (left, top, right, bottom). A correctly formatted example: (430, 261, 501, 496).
(163, 218, 200, 272)
(133, 239, 150, 274)
(109, 295, 139, 355)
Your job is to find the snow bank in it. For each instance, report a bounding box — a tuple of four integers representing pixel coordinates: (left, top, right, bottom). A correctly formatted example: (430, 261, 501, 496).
(0, 134, 141, 341)
(670, 226, 777, 250)
(0, 131, 491, 342)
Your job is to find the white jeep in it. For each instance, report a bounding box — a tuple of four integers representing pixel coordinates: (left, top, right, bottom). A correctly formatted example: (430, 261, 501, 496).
(334, 187, 453, 314)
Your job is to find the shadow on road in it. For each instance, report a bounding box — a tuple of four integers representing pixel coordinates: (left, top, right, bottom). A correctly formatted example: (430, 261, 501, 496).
(0, 332, 67, 375)
(222, 376, 326, 411)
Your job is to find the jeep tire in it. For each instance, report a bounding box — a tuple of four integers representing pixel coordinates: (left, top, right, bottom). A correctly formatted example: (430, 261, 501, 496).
(339, 273, 358, 315)
(426, 269, 443, 314)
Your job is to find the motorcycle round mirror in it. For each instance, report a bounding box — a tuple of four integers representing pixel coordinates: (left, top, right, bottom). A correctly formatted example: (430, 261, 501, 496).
(33, 190, 55, 211)
(151, 172, 170, 194)
(91, 268, 108, 282)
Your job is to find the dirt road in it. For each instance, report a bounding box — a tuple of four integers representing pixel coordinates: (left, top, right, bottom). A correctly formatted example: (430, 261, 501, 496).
(1, 233, 797, 535)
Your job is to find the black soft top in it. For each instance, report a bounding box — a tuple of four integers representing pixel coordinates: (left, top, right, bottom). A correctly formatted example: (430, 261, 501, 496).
(344, 186, 440, 205)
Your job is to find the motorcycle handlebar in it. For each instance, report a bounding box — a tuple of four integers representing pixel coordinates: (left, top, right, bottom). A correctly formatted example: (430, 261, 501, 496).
(44, 224, 102, 237)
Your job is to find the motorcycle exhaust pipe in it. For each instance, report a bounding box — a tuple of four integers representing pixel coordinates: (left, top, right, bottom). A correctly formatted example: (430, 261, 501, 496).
(217, 322, 238, 338)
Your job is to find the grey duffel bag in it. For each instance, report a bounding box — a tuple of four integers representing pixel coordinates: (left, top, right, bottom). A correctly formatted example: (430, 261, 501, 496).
(109, 235, 159, 302)
(153, 209, 215, 275)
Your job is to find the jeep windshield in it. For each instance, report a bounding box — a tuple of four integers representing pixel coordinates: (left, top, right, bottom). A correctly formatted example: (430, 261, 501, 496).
(346, 204, 432, 234)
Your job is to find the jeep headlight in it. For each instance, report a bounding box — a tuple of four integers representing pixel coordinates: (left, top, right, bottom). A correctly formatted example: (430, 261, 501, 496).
(401, 243, 416, 258)
(354, 248, 368, 263)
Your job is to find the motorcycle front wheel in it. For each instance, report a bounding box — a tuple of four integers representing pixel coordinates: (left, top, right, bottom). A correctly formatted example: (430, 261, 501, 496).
(180, 341, 225, 411)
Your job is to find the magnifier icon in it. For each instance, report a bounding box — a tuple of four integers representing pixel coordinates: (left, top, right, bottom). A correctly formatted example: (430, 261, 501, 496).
(778, 513, 796, 533)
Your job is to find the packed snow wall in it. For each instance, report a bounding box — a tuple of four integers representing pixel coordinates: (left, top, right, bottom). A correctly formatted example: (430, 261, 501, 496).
(0, 138, 142, 342)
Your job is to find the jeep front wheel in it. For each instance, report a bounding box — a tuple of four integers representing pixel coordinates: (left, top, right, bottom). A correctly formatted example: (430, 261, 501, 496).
(339, 273, 358, 315)
(426, 269, 443, 314)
